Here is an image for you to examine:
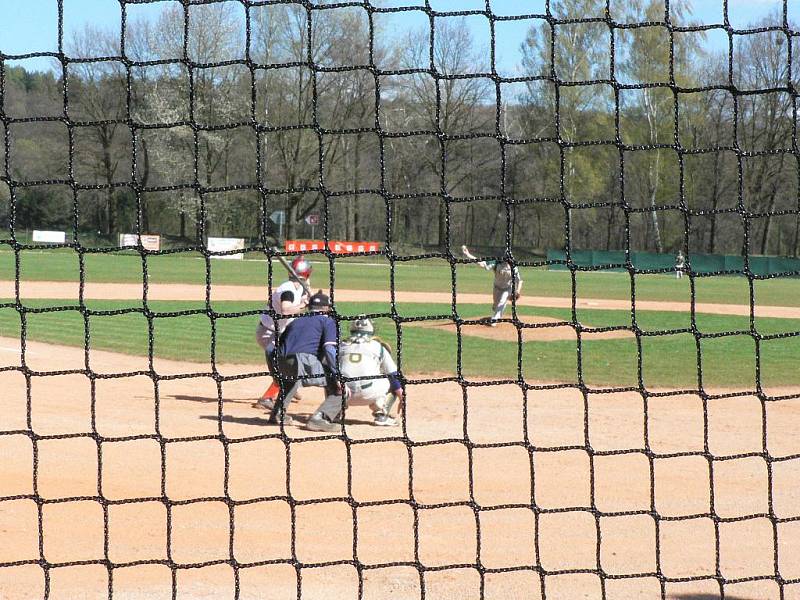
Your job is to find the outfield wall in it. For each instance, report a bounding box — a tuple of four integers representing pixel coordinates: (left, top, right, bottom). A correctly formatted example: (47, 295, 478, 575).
(547, 249, 800, 276)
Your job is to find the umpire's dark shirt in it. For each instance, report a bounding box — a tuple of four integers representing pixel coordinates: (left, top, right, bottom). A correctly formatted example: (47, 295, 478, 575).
(279, 313, 338, 358)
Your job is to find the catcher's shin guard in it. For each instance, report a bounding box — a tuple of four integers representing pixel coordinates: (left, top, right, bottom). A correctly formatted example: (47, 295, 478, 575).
(384, 393, 400, 415)
(373, 393, 398, 416)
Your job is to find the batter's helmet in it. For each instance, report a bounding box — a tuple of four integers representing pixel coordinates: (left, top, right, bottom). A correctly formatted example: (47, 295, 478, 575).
(350, 316, 374, 337)
(291, 256, 312, 280)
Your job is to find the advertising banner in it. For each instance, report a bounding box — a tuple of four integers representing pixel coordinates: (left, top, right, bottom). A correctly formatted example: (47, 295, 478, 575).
(32, 230, 66, 244)
(119, 233, 161, 251)
(207, 237, 245, 260)
(285, 240, 380, 254)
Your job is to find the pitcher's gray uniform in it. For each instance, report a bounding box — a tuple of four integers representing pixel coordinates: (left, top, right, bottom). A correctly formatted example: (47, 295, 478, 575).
(482, 260, 523, 322)
(339, 319, 403, 426)
(461, 246, 523, 325)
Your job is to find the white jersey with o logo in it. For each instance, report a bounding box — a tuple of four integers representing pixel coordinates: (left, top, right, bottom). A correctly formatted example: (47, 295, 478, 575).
(340, 337, 398, 404)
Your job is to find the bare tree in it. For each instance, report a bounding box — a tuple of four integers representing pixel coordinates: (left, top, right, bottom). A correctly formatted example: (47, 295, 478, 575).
(617, 0, 695, 253)
(127, 3, 247, 242)
(734, 22, 793, 255)
(393, 18, 494, 249)
(520, 0, 611, 250)
(251, 5, 379, 240)
(67, 26, 129, 237)
(680, 56, 737, 254)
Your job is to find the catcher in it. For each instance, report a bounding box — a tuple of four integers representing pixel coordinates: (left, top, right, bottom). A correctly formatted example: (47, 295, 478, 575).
(339, 317, 404, 427)
(255, 255, 312, 410)
(462, 245, 523, 325)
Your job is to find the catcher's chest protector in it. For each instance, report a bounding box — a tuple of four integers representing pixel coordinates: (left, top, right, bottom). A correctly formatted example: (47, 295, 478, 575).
(340, 340, 383, 378)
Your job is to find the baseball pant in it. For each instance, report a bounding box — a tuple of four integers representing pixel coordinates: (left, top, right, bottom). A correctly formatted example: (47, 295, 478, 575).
(344, 378, 391, 406)
(272, 353, 341, 418)
(256, 322, 278, 377)
(492, 286, 513, 320)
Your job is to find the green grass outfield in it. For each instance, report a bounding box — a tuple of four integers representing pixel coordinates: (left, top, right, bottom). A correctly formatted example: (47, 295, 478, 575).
(1, 299, 798, 389)
(0, 247, 798, 306)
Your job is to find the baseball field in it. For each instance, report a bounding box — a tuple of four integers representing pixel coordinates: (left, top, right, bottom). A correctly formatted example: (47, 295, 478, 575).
(2, 249, 800, 599)
(2, 248, 799, 389)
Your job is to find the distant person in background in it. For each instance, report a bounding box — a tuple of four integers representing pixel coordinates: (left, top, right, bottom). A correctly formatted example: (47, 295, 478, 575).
(675, 251, 686, 280)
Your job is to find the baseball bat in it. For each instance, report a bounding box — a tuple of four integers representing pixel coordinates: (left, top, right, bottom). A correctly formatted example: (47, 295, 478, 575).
(272, 248, 313, 297)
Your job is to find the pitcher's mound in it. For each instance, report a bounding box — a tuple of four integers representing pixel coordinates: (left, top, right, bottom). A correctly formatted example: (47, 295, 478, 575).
(407, 315, 635, 342)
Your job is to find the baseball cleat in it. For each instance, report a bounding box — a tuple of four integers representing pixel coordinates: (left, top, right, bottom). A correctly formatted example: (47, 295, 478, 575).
(267, 414, 296, 427)
(305, 415, 339, 432)
(254, 397, 275, 411)
(373, 414, 398, 427)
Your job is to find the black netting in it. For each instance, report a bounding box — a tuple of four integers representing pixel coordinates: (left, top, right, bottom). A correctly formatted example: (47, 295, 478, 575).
(2, 1, 800, 598)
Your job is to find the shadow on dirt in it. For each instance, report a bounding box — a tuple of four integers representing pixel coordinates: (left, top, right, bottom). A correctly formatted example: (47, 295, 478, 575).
(169, 394, 252, 405)
(199, 414, 381, 427)
(674, 594, 756, 600)
(199, 414, 274, 426)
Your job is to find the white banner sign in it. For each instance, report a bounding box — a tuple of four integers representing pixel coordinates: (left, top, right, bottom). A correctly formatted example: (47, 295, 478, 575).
(119, 233, 161, 251)
(32, 230, 66, 244)
(207, 237, 245, 260)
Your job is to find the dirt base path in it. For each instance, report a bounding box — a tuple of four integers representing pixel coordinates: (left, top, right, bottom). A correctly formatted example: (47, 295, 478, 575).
(3, 280, 800, 318)
(407, 315, 635, 342)
(2, 337, 800, 599)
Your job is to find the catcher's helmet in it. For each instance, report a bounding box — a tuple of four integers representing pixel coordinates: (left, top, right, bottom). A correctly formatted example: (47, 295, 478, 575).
(350, 316, 374, 337)
(291, 256, 312, 280)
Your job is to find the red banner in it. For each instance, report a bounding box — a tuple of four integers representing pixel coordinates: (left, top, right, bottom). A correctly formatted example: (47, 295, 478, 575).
(285, 240, 381, 254)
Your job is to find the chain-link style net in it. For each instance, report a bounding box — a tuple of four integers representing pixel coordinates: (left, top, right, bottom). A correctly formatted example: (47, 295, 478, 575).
(2, 1, 800, 599)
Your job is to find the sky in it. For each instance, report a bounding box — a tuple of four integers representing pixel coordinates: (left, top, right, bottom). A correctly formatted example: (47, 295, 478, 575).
(0, 0, 795, 74)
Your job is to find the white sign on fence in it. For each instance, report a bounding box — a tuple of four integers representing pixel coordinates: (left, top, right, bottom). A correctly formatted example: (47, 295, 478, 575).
(32, 230, 66, 244)
(119, 233, 161, 251)
(207, 237, 245, 260)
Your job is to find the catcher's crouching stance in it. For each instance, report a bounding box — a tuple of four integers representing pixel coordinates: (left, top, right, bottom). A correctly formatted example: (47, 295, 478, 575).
(339, 317, 404, 427)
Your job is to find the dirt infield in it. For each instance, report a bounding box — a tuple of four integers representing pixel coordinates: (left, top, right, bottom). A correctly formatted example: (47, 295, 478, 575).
(2, 337, 800, 599)
(407, 315, 635, 342)
(4, 280, 800, 319)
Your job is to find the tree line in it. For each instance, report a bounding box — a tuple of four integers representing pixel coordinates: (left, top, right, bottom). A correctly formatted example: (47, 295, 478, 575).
(0, 0, 796, 257)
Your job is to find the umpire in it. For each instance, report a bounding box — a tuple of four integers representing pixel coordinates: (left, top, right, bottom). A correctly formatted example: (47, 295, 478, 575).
(268, 290, 344, 432)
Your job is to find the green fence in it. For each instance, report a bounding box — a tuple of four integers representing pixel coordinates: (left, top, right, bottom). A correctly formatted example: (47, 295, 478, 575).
(546, 250, 800, 276)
